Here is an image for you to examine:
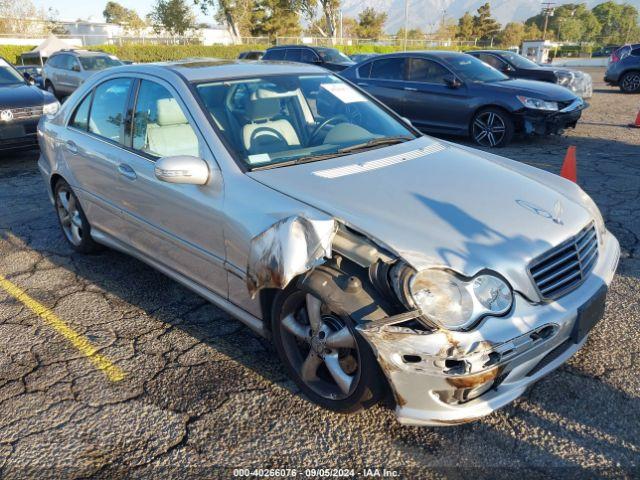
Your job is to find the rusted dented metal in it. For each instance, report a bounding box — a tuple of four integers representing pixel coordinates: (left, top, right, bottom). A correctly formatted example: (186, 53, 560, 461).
(246, 215, 337, 296)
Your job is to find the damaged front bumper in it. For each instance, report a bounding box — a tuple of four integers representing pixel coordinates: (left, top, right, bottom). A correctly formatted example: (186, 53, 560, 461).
(357, 232, 620, 426)
(517, 98, 586, 136)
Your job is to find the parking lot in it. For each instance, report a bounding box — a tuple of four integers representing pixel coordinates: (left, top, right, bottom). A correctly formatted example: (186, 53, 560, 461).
(0, 67, 639, 477)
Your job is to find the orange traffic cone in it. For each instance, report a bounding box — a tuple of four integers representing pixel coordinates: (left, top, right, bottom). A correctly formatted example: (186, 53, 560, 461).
(629, 110, 640, 128)
(560, 146, 577, 183)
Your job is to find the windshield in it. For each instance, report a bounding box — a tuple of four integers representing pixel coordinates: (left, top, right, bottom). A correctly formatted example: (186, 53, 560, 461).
(79, 55, 122, 71)
(0, 60, 26, 85)
(443, 55, 508, 83)
(317, 48, 353, 64)
(195, 74, 416, 170)
(500, 52, 539, 69)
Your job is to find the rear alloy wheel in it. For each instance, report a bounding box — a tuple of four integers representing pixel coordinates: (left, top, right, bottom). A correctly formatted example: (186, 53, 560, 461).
(54, 179, 102, 253)
(272, 286, 383, 413)
(471, 108, 514, 147)
(620, 72, 640, 93)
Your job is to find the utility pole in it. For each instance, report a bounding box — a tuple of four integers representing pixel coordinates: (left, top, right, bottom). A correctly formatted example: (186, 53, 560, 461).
(403, 0, 409, 51)
(541, 2, 555, 40)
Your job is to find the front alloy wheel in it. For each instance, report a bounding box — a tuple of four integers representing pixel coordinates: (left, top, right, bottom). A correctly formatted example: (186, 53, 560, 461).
(620, 72, 640, 93)
(272, 286, 383, 412)
(54, 179, 102, 253)
(471, 108, 514, 147)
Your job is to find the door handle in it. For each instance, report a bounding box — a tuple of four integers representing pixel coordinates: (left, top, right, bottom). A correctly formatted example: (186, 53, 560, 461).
(404, 87, 418, 92)
(117, 163, 137, 180)
(65, 140, 78, 154)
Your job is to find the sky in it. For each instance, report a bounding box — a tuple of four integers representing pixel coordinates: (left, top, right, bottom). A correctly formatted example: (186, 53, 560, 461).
(32, 0, 211, 23)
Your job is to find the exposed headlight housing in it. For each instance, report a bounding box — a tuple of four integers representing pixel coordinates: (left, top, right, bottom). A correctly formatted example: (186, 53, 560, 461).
(554, 70, 575, 87)
(516, 95, 559, 111)
(408, 269, 513, 330)
(43, 100, 60, 116)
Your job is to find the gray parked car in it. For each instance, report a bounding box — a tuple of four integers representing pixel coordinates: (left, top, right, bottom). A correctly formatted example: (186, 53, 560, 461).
(37, 60, 620, 426)
(43, 50, 122, 98)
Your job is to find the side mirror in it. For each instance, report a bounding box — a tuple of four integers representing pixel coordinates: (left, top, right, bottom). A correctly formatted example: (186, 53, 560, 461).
(154, 155, 209, 185)
(502, 64, 515, 73)
(72, 65, 81, 72)
(443, 75, 462, 89)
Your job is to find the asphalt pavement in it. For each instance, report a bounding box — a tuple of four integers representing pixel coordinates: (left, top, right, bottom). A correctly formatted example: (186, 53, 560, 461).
(0, 68, 638, 478)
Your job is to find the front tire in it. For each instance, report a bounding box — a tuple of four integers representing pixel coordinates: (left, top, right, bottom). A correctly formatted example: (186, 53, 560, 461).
(471, 107, 514, 147)
(620, 71, 640, 93)
(54, 179, 102, 253)
(271, 284, 383, 413)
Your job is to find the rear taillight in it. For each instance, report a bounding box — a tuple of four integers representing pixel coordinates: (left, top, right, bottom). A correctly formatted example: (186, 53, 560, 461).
(610, 52, 620, 63)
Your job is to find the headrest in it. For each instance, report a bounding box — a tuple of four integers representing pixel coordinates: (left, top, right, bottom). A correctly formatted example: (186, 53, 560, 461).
(245, 89, 281, 121)
(157, 98, 188, 126)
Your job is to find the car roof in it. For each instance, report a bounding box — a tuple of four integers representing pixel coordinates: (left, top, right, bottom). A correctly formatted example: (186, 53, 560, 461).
(469, 50, 511, 55)
(360, 50, 469, 61)
(102, 58, 329, 82)
(51, 50, 112, 57)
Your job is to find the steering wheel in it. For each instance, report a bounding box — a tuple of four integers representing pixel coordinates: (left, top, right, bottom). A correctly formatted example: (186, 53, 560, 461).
(309, 114, 349, 145)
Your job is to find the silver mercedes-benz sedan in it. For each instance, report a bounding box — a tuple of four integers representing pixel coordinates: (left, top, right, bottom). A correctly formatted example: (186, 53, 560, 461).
(37, 59, 620, 426)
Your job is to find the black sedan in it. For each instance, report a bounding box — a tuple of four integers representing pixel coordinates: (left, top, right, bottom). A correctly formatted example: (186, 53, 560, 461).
(340, 52, 586, 147)
(0, 57, 59, 152)
(467, 50, 592, 98)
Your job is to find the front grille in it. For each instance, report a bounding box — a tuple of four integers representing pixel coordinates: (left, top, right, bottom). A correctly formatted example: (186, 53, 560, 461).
(4, 106, 43, 121)
(529, 223, 599, 300)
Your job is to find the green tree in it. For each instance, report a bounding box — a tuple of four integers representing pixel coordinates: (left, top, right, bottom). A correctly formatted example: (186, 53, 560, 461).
(103, 1, 146, 32)
(472, 3, 501, 41)
(396, 28, 425, 41)
(593, 1, 639, 44)
(499, 22, 525, 47)
(194, 0, 254, 41)
(251, 0, 300, 37)
(524, 22, 542, 40)
(456, 12, 474, 40)
(150, 0, 196, 36)
(356, 7, 387, 39)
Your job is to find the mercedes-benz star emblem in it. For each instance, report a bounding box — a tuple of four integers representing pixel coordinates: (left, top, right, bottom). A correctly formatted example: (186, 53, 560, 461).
(0, 110, 13, 122)
(516, 199, 563, 224)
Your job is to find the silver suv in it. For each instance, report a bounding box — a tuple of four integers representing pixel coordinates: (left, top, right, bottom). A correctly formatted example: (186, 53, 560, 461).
(43, 50, 122, 98)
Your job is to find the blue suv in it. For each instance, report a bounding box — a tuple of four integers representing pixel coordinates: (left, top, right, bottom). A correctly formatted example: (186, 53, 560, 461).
(604, 44, 640, 93)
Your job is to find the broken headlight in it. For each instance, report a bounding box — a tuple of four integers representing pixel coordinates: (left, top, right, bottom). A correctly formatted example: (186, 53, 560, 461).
(409, 269, 512, 330)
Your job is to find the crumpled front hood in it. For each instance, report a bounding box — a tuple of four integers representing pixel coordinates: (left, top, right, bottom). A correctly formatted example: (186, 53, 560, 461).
(248, 136, 593, 298)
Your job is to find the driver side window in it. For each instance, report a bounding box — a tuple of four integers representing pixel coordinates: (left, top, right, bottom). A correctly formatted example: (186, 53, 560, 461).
(478, 54, 506, 71)
(132, 80, 200, 158)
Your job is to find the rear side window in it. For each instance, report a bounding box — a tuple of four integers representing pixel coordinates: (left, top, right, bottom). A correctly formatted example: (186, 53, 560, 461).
(285, 49, 302, 62)
(301, 49, 318, 63)
(70, 92, 93, 130)
(263, 49, 286, 61)
(477, 54, 505, 70)
(88, 78, 132, 144)
(132, 80, 200, 158)
(406, 58, 450, 84)
(358, 62, 373, 78)
(369, 58, 405, 80)
(632, 48, 640, 57)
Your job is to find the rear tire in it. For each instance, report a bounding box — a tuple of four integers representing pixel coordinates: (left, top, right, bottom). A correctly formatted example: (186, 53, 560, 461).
(620, 71, 640, 93)
(471, 107, 514, 147)
(54, 179, 102, 254)
(271, 282, 384, 413)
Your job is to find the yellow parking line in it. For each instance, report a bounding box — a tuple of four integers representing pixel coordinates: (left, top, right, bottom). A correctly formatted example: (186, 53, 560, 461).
(0, 274, 125, 382)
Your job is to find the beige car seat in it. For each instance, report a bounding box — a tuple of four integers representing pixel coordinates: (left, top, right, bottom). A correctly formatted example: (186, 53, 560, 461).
(146, 98, 199, 157)
(242, 89, 301, 154)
